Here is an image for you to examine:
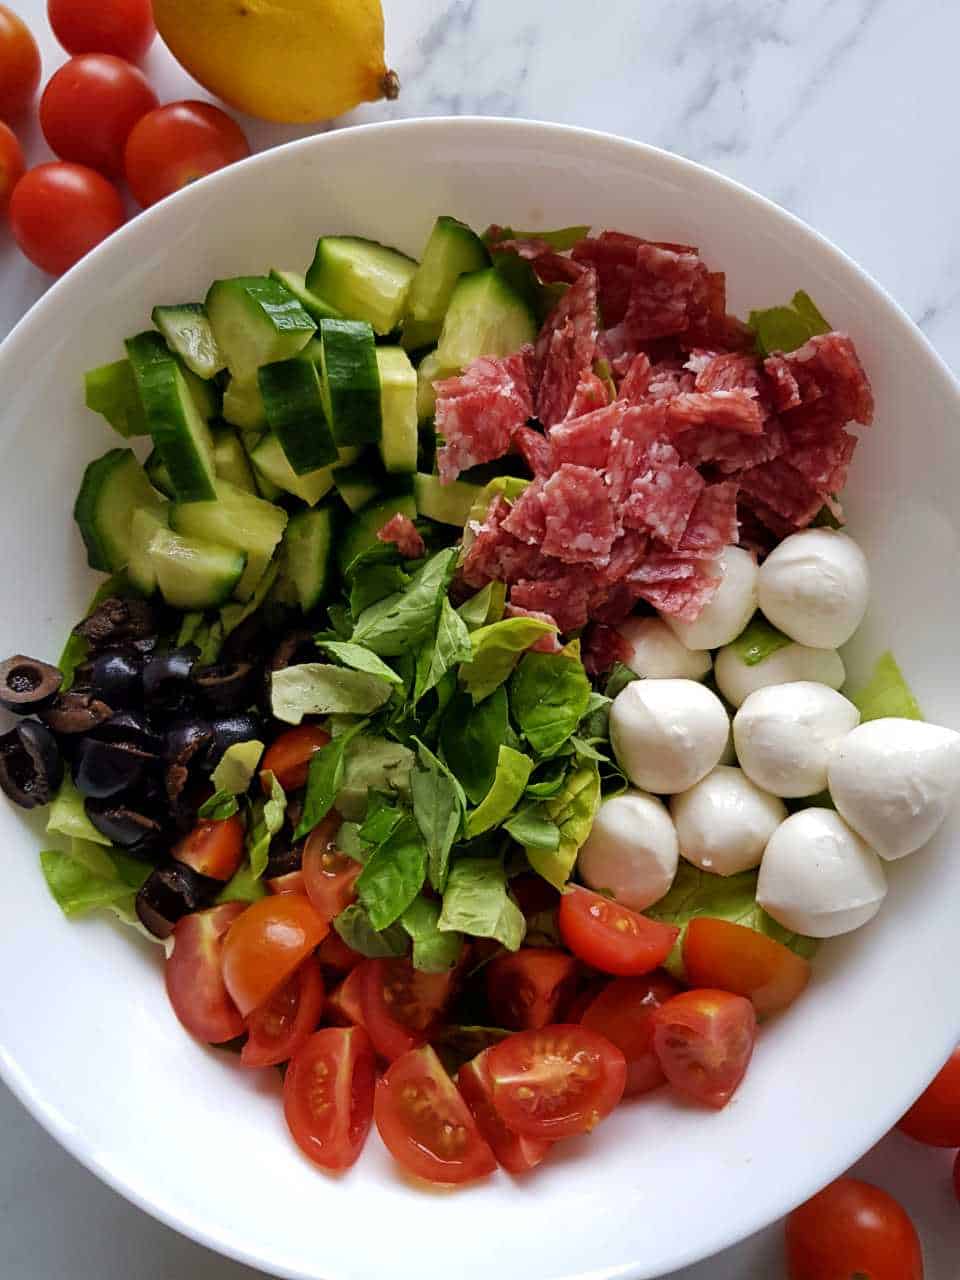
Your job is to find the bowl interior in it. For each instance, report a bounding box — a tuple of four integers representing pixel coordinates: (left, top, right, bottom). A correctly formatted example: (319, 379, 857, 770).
(0, 119, 958, 1280)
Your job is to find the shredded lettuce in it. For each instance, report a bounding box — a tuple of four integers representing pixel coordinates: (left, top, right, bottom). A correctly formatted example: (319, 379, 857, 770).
(210, 739, 265, 794)
(525, 761, 601, 889)
(438, 858, 525, 951)
(749, 289, 831, 357)
(47, 776, 111, 846)
(460, 617, 556, 704)
(198, 791, 240, 821)
(457, 581, 507, 630)
(848, 651, 922, 722)
(335, 735, 414, 821)
(40, 839, 149, 918)
(246, 771, 286, 879)
(466, 746, 535, 837)
(216, 861, 267, 905)
(271, 663, 393, 724)
(729, 616, 793, 667)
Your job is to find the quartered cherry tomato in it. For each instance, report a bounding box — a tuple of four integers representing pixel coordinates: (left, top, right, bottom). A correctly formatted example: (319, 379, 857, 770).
(165, 903, 245, 1043)
(652, 989, 757, 1109)
(580, 972, 681, 1095)
(260, 724, 331, 792)
(221, 894, 328, 1018)
(359, 956, 456, 1061)
(559, 885, 679, 976)
(172, 813, 245, 882)
(325, 964, 367, 1028)
(458, 1048, 552, 1175)
(485, 948, 579, 1031)
(683, 917, 810, 1018)
(284, 1027, 376, 1171)
(241, 956, 325, 1068)
(785, 1177, 924, 1280)
(303, 814, 361, 921)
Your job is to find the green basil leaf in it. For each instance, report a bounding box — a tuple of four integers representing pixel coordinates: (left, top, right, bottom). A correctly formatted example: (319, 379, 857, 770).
(359, 793, 404, 847)
(749, 289, 831, 357)
(525, 757, 570, 799)
(440, 686, 510, 806)
(351, 548, 459, 657)
(457, 581, 507, 630)
(210, 740, 265, 794)
(216, 860, 267, 905)
(438, 858, 525, 951)
(466, 745, 535, 837)
(510, 648, 592, 757)
(296, 718, 369, 840)
(526, 761, 601, 889)
(401, 896, 464, 972)
(317, 641, 405, 687)
(334, 903, 409, 958)
(503, 803, 560, 851)
(198, 790, 240, 821)
(729, 616, 793, 667)
(848, 651, 923, 723)
(271, 663, 393, 724)
(459, 617, 557, 705)
(356, 813, 427, 929)
(335, 735, 415, 821)
(414, 597, 473, 703)
(247, 771, 286, 879)
(604, 662, 639, 699)
(46, 776, 111, 846)
(350, 563, 409, 617)
(410, 742, 465, 893)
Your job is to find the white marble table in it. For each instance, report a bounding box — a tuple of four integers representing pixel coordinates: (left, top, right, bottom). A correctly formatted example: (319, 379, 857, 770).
(2, 1, 959, 1275)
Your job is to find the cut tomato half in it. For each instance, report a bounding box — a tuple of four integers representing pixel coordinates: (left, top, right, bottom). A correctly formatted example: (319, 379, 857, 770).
(165, 903, 245, 1043)
(580, 972, 681, 1095)
(559, 885, 679, 976)
(652, 988, 757, 1109)
(682, 917, 810, 1017)
(241, 956, 325, 1068)
(485, 948, 579, 1030)
(284, 1026, 376, 1171)
(458, 1048, 552, 1174)
(359, 957, 456, 1061)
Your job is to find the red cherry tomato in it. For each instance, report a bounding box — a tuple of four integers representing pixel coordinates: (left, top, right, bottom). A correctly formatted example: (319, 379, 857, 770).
(8, 162, 124, 275)
(485, 949, 579, 1031)
(652, 989, 757, 1109)
(317, 930, 363, 974)
(559, 884, 679, 976)
(266, 869, 306, 896)
(260, 724, 331, 793)
(0, 6, 41, 122)
(359, 957, 456, 1061)
(325, 964, 367, 1028)
(241, 956, 325, 1068)
(221, 894, 328, 1018)
(165, 903, 245, 1044)
(785, 1177, 924, 1280)
(303, 816, 362, 921)
(898, 1047, 960, 1147)
(375, 1045, 497, 1185)
(124, 100, 250, 208)
(172, 814, 245, 882)
(48, 0, 155, 62)
(580, 972, 681, 1096)
(284, 1026, 376, 1171)
(458, 1048, 552, 1175)
(40, 54, 157, 176)
(486, 1024, 627, 1140)
(0, 120, 24, 215)
(683, 917, 811, 1018)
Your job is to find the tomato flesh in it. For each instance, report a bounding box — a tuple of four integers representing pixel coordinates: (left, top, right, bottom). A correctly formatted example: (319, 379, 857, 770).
(173, 813, 245, 882)
(652, 988, 757, 1109)
(241, 957, 325, 1068)
(485, 948, 579, 1031)
(897, 1046, 960, 1147)
(303, 815, 362, 921)
(284, 1027, 376, 1171)
(48, 0, 156, 62)
(0, 120, 24, 214)
(9, 162, 125, 276)
(0, 6, 41, 121)
(165, 903, 245, 1044)
(317, 930, 363, 973)
(124, 100, 250, 209)
(458, 1048, 552, 1174)
(785, 1176, 923, 1280)
(375, 1045, 497, 1184)
(486, 1024, 627, 1140)
(580, 973, 681, 1096)
(40, 54, 158, 177)
(260, 724, 331, 793)
(266, 869, 306, 896)
(683, 917, 810, 1018)
(325, 964, 367, 1028)
(559, 885, 679, 976)
(359, 957, 456, 1061)
(221, 894, 328, 1018)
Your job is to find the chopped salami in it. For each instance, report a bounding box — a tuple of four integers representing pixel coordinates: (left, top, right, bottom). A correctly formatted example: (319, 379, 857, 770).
(622, 441, 705, 549)
(513, 425, 553, 477)
(565, 370, 609, 419)
(779, 332, 874, 429)
(582, 623, 632, 676)
(600, 529, 650, 585)
(736, 502, 781, 558)
(623, 244, 710, 342)
(504, 604, 563, 652)
(489, 234, 585, 284)
(509, 576, 593, 634)
(645, 359, 697, 400)
(572, 232, 699, 327)
(678, 481, 740, 555)
(618, 351, 652, 404)
(534, 269, 599, 427)
(693, 352, 765, 397)
(376, 513, 425, 559)
(628, 553, 723, 621)
(605, 403, 670, 503)
(461, 495, 550, 588)
(664, 390, 764, 435)
(541, 464, 619, 563)
(781, 424, 857, 493)
(549, 402, 624, 470)
(501, 480, 547, 545)
(434, 353, 534, 482)
(591, 583, 645, 625)
(738, 458, 825, 530)
(764, 354, 802, 411)
(673, 417, 785, 474)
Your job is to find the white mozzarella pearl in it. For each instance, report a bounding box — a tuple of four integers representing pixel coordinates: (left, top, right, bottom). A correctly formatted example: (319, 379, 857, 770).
(664, 546, 758, 650)
(715, 642, 845, 709)
(733, 682, 860, 798)
(757, 529, 869, 649)
(610, 678, 730, 795)
(617, 616, 712, 681)
(577, 790, 679, 910)
(670, 766, 787, 876)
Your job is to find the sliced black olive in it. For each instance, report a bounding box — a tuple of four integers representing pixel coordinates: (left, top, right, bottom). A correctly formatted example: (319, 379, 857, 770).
(192, 660, 256, 713)
(264, 841, 302, 880)
(162, 717, 214, 766)
(73, 738, 155, 799)
(269, 628, 314, 674)
(0, 721, 64, 808)
(88, 648, 143, 709)
(135, 863, 215, 939)
(94, 710, 161, 752)
(73, 596, 158, 653)
(143, 645, 199, 712)
(85, 799, 165, 854)
(208, 711, 262, 769)
(41, 690, 113, 735)
(220, 612, 267, 664)
(0, 655, 63, 714)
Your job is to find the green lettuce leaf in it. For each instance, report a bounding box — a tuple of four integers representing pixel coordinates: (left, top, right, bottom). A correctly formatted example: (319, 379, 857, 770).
(604, 662, 639, 699)
(316, 640, 405, 686)
(525, 757, 570, 799)
(198, 790, 240, 821)
(47, 776, 111, 846)
(296, 718, 369, 839)
(271, 663, 393, 724)
(848, 651, 922, 722)
(486, 224, 589, 251)
(729, 616, 793, 667)
(334, 903, 408, 958)
(510, 648, 591, 756)
(216, 860, 267, 904)
(356, 813, 427, 929)
(349, 558, 409, 617)
(210, 739, 265, 794)
(466, 745, 535, 837)
(335, 735, 415, 820)
(749, 289, 831, 357)
(440, 686, 510, 805)
(414, 597, 473, 702)
(463, 477, 530, 541)
(457, 581, 507, 630)
(526, 761, 601, 889)
(401, 896, 464, 972)
(40, 839, 149, 918)
(351, 548, 458, 656)
(247, 771, 286, 879)
(460, 617, 557, 704)
(410, 741, 465, 892)
(438, 858, 525, 951)
(503, 803, 560, 851)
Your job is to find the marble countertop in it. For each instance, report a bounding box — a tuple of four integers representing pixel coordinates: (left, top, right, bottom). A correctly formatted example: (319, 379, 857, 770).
(2, 1, 959, 1275)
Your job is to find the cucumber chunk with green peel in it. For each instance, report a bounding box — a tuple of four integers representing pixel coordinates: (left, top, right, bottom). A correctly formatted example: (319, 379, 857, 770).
(333, 458, 382, 513)
(144, 447, 174, 498)
(74, 449, 166, 574)
(402, 216, 490, 351)
(222, 375, 267, 431)
(376, 347, 418, 474)
(211, 426, 257, 494)
(240, 430, 282, 500)
(259, 355, 339, 475)
(152, 303, 225, 380)
(84, 359, 150, 438)
(414, 472, 481, 526)
(416, 349, 454, 422)
(170, 478, 288, 602)
(318, 318, 381, 446)
(250, 434, 359, 507)
(206, 276, 316, 383)
(306, 236, 418, 335)
(148, 525, 247, 610)
(126, 505, 170, 596)
(434, 268, 537, 371)
(338, 493, 418, 574)
(281, 506, 337, 612)
(269, 269, 343, 323)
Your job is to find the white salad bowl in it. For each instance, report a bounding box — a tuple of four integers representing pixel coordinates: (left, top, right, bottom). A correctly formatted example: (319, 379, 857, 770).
(0, 118, 958, 1280)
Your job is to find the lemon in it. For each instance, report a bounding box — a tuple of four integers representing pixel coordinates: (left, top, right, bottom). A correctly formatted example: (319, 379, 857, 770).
(152, 0, 398, 124)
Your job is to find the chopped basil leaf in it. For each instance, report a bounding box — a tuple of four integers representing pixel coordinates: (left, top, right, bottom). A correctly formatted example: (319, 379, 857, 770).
(440, 686, 510, 805)
(271, 662, 393, 723)
(316, 640, 404, 687)
(510, 648, 592, 757)
(334, 904, 408, 958)
(401, 896, 464, 972)
(438, 858, 525, 952)
(198, 790, 240, 821)
(466, 745, 535, 837)
(460, 616, 557, 704)
(356, 813, 428, 929)
(295, 718, 369, 840)
(210, 739, 265, 794)
(351, 548, 458, 657)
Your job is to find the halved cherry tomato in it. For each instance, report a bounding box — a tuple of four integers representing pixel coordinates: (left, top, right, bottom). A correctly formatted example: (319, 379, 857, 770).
(458, 1048, 552, 1174)
(486, 1024, 627, 1140)
(375, 1045, 497, 1184)
(284, 1026, 376, 1171)
(580, 972, 681, 1095)
(0, 6, 41, 122)
(485, 949, 579, 1030)
(0, 120, 24, 215)
(317, 930, 362, 973)
(48, 0, 156, 62)
(9, 162, 124, 276)
(260, 724, 331, 793)
(303, 816, 361, 922)
(359, 957, 456, 1060)
(221, 894, 328, 1018)
(124, 100, 250, 208)
(241, 956, 325, 1068)
(898, 1046, 960, 1147)
(785, 1177, 923, 1280)
(40, 54, 157, 176)
(683, 917, 811, 1018)
(326, 964, 367, 1028)
(165, 903, 245, 1043)
(652, 989, 757, 1109)
(172, 813, 245, 882)
(266, 869, 306, 896)
(559, 885, 679, 976)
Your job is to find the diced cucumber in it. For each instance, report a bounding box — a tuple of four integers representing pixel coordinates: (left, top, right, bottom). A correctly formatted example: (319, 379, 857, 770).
(152, 303, 225, 380)
(259, 355, 339, 475)
(126, 331, 217, 503)
(206, 276, 316, 383)
(186, 367, 220, 421)
(145, 448, 174, 498)
(269, 269, 343, 323)
(414, 472, 481, 526)
(376, 347, 417, 474)
(402, 216, 490, 351)
(333, 459, 381, 513)
(306, 236, 418, 335)
(318, 318, 381, 446)
(222, 375, 267, 431)
(416, 349, 454, 422)
(338, 494, 418, 574)
(84, 359, 149, 438)
(170, 478, 288, 602)
(148, 525, 247, 610)
(250, 434, 359, 507)
(74, 449, 165, 574)
(211, 426, 257, 494)
(434, 268, 537, 370)
(240, 430, 282, 500)
(281, 506, 336, 612)
(127, 505, 170, 596)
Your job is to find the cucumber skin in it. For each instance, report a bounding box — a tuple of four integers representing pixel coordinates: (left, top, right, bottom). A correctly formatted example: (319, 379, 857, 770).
(84, 360, 150, 438)
(269, 270, 343, 323)
(402, 216, 490, 351)
(152, 303, 225, 380)
(206, 276, 317, 383)
(74, 449, 162, 574)
(259, 356, 339, 475)
(319, 319, 382, 446)
(283, 507, 336, 612)
(307, 237, 418, 336)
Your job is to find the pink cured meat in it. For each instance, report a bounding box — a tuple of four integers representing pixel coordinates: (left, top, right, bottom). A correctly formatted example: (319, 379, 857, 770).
(678, 481, 740, 556)
(376, 513, 425, 559)
(645, 360, 697, 400)
(600, 529, 650, 586)
(779, 332, 874, 430)
(738, 458, 825, 530)
(618, 352, 653, 404)
(504, 604, 563, 653)
(622, 441, 706, 549)
(605, 403, 670, 504)
(572, 232, 699, 327)
(781, 424, 857, 494)
(664, 390, 765, 435)
(461, 495, 550, 589)
(549, 402, 625, 470)
(623, 244, 710, 342)
(501, 480, 547, 545)
(565, 370, 610, 419)
(628, 553, 723, 621)
(509, 576, 593, 634)
(434, 354, 534, 483)
(764, 355, 802, 412)
(534, 268, 599, 427)
(484, 228, 585, 284)
(693, 352, 765, 398)
(540, 464, 619, 564)
(582, 623, 632, 676)
(513, 425, 553, 477)
(673, 418, 785, 475)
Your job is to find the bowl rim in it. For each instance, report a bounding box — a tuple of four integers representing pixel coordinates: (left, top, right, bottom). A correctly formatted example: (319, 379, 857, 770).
(1, 114, 959, 1280)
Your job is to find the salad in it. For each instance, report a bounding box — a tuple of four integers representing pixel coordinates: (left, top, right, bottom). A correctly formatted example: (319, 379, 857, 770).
(2, 215, 959, 1186)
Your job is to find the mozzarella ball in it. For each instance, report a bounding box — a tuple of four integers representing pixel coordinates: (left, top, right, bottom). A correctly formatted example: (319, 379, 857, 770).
(670, 766, 787, 876)
(827, 718, 960, 860)
(733, 682, 859, 798)
(757, 808, 887, 937)
(610, 678, 729, 795)
(617, 616, 712, 681)
(757, 529, 869, 649)
(715, 642, 846, 709)
(664, 546, 758, 650)
(577, 790, 679, 910)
